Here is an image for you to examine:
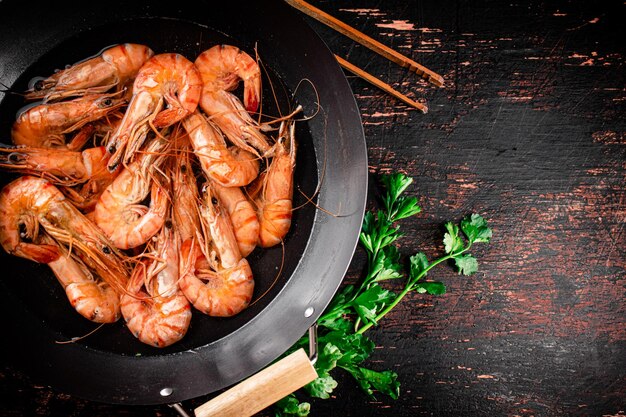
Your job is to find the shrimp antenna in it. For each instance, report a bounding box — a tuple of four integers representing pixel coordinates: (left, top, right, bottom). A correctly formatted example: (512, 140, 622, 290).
(253, 43, 265, 124)
(249, 240, 286, 308)
(292, 78, 322, 122)
(0, 81, 25, 97)
(255, 45, 297, 120)
(260, 105, 304, 128)
(291, 105, 351, 218)
(55, 323, 107, 344)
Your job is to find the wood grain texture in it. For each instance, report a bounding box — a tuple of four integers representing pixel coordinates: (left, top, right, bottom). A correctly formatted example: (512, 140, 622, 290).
(1, 0, 624, 416)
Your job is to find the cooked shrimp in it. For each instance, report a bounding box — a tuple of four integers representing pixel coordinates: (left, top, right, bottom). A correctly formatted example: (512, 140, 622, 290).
(46, 237, 121, 323)
(26, 43, 154, 101)
(0, 145, 103, 185)
(121, 220, 191, 347)
(178, 183, 254, 317)
(171, 137, 202, 243)
(94, 136, 170, 249)
(0, 176, 129, 295)
(212, 182, 259, 257)
(200, 182, 242, 269)
(196, 44, 261, 112)
(12, 92, 126, 150)
(195, 45, 271, 156)
(251, 121, 297, 248)
(182, 111, 259, 187)
(0, 145, 120, 210)
(106, 53, 202, 171)
(179, 242, 254, 318)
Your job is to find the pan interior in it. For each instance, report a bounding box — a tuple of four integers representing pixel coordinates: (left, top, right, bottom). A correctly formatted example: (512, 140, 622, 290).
(0, 17, 318, 356)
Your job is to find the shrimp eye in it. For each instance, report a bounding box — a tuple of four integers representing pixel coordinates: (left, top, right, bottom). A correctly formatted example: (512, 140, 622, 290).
(34, 80, 45, 91)
(100, 98, 113, 108)
(8, 152, 25, 164)
(102, 245, 111, 254)
(211, 197, 218, 205)
(180, 164, 187, 173)
(18, 222, 30, 240)
(164, 219, 173, 229)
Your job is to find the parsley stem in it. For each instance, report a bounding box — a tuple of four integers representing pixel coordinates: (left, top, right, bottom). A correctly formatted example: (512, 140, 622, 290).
(355, 247, 469, 335)
(355, 285, 410, 335)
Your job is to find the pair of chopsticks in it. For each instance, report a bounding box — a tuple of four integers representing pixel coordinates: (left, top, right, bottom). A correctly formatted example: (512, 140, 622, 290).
(285, 0, 444, 114)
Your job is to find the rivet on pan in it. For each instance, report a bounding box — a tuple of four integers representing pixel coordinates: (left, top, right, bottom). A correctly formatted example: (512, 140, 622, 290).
(160, 387, 173, 397)
(304, 306, 315, 317)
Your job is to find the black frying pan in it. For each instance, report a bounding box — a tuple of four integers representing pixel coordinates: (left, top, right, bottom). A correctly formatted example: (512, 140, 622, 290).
(0, 0, 367, 407)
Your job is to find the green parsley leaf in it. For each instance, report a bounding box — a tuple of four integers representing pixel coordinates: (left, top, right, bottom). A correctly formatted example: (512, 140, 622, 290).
(274, 394, 311, 417)
(359, 232, 374, 254)
(345, 366, 400, 400)
(454, 254, 479, 275)
(322, 285, 355, 320)
(371, 246, 403, 282)
(443, 222, 464, 254)
(409, 252, 429, 281)
(361, 211, 376, 236)
(391, 195, 421, 221)
(351, 284, 396, 325)
(414, 281, 447, 295)
(322, 331, 375, 366)
(305, 342, 342, 399)
(314, 343, 342, 375)
(381, 174, 421, 222)
(305, 374, 338, 399)
(381, 173, 413, 204)
(361, 211, 402, 255)
(318, 315, 352, 333)
(377, 215, 402, 249)
(461, 214, 492, 244)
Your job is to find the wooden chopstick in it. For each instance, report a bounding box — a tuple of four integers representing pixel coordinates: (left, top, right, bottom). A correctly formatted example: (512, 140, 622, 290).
(335, 55, 428, 113)
(285, 0, 444, 88)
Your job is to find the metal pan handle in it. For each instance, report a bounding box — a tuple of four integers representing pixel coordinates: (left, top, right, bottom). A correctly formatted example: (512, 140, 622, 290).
(193, 348, 317, 417)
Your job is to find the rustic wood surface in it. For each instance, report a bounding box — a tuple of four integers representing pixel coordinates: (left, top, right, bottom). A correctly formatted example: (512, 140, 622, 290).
(1, 0, 624, 416)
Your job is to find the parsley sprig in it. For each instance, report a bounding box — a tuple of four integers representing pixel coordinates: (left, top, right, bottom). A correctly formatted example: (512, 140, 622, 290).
(275, 173, 492, 416)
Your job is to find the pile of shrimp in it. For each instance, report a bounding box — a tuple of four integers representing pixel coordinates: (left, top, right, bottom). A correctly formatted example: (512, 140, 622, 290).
(0, 43, 300, 348)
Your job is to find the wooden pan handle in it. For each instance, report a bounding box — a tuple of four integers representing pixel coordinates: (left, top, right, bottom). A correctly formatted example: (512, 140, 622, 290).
(194, 349, 318, 417)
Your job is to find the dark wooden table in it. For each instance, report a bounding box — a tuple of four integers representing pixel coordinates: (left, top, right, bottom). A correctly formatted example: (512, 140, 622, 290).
(1, 1, 624, 416)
